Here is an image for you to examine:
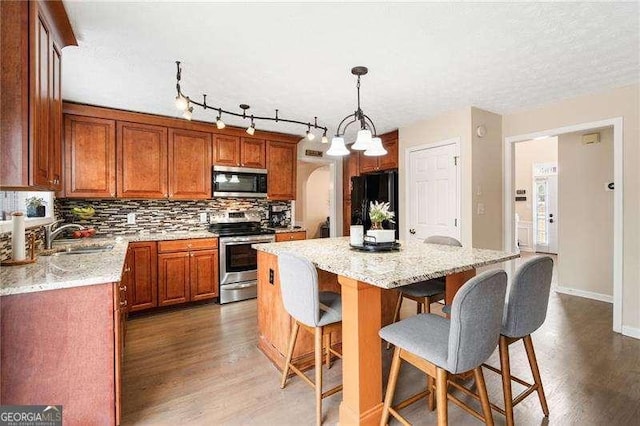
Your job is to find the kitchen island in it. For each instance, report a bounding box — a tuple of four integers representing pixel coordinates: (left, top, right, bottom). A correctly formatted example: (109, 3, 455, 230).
(254, 237, 518, 426)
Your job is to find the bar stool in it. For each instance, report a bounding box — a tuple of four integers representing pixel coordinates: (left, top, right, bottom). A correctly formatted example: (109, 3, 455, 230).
(379, 269, 508, 425)
(278, 252, 343, 426)
(386, 236, 461, 350)
(483, 256, 554, 426)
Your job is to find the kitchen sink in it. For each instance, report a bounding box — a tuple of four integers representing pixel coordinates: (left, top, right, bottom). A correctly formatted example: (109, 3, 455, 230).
(53, 244, 115, 255)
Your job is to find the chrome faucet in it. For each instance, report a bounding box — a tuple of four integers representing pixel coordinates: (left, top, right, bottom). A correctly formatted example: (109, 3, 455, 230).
(43, 220, 86, 249)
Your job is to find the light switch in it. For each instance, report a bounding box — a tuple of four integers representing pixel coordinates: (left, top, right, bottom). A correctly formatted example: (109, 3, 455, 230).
(127, 213, 136, 224)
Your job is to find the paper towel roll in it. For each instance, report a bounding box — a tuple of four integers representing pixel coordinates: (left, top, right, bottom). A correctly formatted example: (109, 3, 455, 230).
(12, 212, 26, 261)
(350, 225, 364, 246)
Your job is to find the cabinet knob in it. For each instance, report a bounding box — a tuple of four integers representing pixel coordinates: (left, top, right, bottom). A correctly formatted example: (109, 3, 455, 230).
(120, 300, 128, 307)
(119, 285, 127, 291)
(111, 193, 115, 197)
(124, 266, 131, 272)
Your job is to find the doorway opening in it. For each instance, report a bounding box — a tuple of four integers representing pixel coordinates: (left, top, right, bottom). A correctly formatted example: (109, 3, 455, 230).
(505, 118, 622, 334)
(296, 162, 331, 239)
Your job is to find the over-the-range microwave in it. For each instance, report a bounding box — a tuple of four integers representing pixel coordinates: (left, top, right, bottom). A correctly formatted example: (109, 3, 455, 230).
(212, 165, 268, 198)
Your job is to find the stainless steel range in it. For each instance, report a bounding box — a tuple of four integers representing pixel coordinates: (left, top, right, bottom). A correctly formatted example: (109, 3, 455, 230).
(209, 211, 275, 304)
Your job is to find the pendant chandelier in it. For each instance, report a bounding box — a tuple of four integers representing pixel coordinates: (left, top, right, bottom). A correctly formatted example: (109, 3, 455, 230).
(173, 61, 328, 142)
(327, 66, 387, 157)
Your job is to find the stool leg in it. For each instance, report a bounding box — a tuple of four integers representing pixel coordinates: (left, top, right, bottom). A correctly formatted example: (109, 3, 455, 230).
(474, 366, 494, 426)
(315, 326, 323, 426)
(436, 367, 448, 426)
(281, 321, 299, 389)
(417, 300, 422, 314)
(386, 294, 403, 350)
(324, 333, 331, 369)
(425, 296, 432, 313)
(427, 375, 435, 411)
(499, 335, 514, 426)
(523, 335, 549, 416)
(380, 347, 402, 426)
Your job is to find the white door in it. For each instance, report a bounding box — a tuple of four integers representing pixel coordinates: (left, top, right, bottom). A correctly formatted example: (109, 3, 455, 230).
(533, 174, 558, 254)
(407, 142, 460, 242)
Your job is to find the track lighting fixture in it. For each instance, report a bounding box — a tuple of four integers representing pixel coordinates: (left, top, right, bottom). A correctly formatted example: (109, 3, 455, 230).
(246, 117, 256, 135)
(328, 66, 383, 157)
(321, 130, 329, 144)
(173, 61, 328, 139)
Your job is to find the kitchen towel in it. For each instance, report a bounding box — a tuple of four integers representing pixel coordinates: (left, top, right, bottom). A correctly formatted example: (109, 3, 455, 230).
(12, 212, 26, 261)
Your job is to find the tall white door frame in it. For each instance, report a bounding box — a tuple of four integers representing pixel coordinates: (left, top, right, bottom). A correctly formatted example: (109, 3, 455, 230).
(405, 137, 461, 242)
(503, 117, 624, 334)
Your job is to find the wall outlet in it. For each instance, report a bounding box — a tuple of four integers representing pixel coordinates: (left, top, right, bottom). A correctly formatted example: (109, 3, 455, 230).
(199, 212, 208, 223)
(127, 212, 136, 225)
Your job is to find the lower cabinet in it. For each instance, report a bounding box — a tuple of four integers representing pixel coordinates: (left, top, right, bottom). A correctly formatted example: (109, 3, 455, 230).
(275, 230, 307, 242)
(157, 238, 219, 307)
(127, 242, 158, 312)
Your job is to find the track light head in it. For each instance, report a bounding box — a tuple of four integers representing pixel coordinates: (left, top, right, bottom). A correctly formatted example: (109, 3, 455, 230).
(216, 116, 225, 129)
(175, 94, 188, 111)
(182, 106, 193, 121)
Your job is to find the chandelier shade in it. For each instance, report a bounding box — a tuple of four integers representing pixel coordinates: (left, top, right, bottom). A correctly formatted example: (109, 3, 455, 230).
(326, 137, 349, 156)
(363, 137, 387, 156)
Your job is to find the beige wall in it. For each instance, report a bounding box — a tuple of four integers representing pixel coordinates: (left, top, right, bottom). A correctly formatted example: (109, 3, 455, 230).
(399, 107, 473, 246)
(471, 107, 503, 249)
(557, 128, 613, 297)
(305, 166, 331, 239)
(514, 137, 558, 222)
(295, 161, 324, 225)
(503, 84, 639, 332)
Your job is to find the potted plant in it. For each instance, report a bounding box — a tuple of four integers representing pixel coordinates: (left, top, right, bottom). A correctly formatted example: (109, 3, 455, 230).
(367, 201, 396, 243)
(25, 196, 46, 218)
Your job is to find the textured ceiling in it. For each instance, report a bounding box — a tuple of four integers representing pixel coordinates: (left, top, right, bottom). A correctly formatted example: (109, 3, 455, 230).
(62, 1, 639, 139)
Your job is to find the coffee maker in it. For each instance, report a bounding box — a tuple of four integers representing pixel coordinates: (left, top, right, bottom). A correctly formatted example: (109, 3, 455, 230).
(268, 205, 289, 228)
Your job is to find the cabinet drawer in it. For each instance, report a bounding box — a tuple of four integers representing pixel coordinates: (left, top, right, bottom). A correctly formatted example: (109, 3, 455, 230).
(157, 238, 218, 253)
(275, 231, 306, 242)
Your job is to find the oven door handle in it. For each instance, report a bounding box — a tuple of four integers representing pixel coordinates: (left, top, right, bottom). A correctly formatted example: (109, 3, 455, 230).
(223, 282, 257, 290)
(221, 238, 275, 245)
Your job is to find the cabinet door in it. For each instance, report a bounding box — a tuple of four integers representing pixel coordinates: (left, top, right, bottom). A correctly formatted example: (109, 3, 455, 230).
(117, 122, 168, 198)
(129, 242, 158, 312)
(358, 152, 379, 174)
(378, 137, 398, 171)
(168, 128, 212, 199)
(64, 115, 116, 198)
(190, 249, 219, 301)
(240, 137, 266, 168)
(343, 154, 359, 199)
(275, 231, 306, 242)
(31, 7, 51, 187)
(266, 141, 296, 200)
(213, 135, 240, 167)
(49, 43, 62, 191)
(158, 252, 190, 306)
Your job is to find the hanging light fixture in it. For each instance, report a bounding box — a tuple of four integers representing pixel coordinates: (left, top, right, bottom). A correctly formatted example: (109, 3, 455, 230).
(173, 61, 328, 138)
(363, 136, 387, 156)
(327, 66, 381, 157)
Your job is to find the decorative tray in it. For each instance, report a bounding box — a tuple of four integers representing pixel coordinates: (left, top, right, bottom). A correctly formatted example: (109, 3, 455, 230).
(350, 241, 401, 252)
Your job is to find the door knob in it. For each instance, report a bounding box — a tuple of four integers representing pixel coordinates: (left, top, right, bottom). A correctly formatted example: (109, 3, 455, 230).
(549, 219, 554, 223)
(409, 229, 416, 235)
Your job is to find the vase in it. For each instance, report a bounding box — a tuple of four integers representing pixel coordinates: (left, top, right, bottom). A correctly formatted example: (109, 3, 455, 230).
(371, 221, 383, 230)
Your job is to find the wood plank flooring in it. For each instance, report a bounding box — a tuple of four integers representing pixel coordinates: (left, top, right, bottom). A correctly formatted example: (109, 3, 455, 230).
(122, 263, 639, 425)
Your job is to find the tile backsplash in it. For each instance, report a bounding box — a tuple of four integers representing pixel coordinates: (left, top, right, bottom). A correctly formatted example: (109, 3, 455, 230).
(0, 197, 290, 261)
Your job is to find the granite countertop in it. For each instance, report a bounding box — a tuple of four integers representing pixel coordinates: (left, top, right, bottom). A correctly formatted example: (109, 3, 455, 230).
(269, 227, 307, 234)
(253, 237, 519, 290)
(0, 230, 221, 297)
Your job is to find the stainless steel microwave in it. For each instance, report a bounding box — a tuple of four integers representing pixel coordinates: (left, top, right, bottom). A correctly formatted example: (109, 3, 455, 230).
(212, 166, 268, 198)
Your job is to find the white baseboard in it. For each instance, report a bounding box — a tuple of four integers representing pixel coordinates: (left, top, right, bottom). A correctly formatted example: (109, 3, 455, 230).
(554, 286, 613, 303)
(622, 326, 640, 340)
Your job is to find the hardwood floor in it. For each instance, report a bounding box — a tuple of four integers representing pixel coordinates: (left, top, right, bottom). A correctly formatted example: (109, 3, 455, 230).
(122, 262, 639, 425)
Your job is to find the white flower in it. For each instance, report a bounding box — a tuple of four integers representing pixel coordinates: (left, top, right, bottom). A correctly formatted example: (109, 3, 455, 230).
(369, 200, 395, 223)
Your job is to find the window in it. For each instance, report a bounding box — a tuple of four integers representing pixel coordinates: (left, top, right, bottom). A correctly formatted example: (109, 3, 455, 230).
(0, 191, 54, 231)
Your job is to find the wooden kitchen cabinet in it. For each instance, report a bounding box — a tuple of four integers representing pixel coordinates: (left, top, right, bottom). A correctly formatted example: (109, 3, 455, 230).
(267, 141, 297, 200)
(64, 115, 116, 198)
(168, 128, 212, 199)
(157, 238, 219, 306)
(128, 241, 158, 312)
(0, 0, 76, 189)
(117, 121, 168, 198)
(213, 135, 266, 168)
(275, 230, 307, 242)
(113, 281, 126, 425)
(358, 130, 399, 174)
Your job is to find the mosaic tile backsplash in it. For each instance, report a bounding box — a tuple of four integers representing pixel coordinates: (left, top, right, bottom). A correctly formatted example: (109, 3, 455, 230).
(0, 198, 290, 261)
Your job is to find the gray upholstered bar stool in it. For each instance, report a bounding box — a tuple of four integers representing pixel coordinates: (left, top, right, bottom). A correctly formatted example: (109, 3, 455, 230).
(379, 269, 508, 425)
(278, 252, 343, 426)
(386, 236, 461, 350)
(482, 256, 554, 426)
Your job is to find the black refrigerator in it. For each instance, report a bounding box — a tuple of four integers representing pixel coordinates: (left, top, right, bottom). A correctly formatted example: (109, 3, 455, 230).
(351, 170, 399, 240)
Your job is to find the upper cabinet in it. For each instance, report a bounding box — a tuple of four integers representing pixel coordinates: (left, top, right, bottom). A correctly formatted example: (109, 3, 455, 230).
(168, 129, 212, 199)
(0, 0, 76, 189)
(117, 122, 168, 199)
(358, 130, 399, 174)
(64, 115, 116, 198)
(266, 141, 297, 200)
(213, 135, 266, 169)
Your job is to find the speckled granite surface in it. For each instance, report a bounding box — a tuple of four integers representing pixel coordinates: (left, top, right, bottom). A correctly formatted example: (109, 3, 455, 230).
(253, 237, 519, 289)
(0, 231, 220, 297)
(269, 227, 307, 234)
